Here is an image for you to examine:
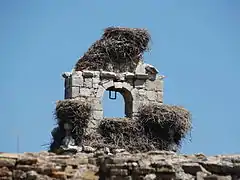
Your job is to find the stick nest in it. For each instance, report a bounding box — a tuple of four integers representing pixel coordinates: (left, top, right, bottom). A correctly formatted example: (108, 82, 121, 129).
(52, 99, 91, 147)
(95, 104, 192, 152)
(75, 27, 151, 73)
(49, 101, 192, 153)
(137, 104, 192, 146)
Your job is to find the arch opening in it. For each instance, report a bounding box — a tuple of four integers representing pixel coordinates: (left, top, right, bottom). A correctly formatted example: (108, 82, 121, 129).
(103, 87, 133, 118)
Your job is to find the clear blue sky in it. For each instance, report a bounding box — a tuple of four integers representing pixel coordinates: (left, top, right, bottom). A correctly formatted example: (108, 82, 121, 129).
(0, 0, 239, 155)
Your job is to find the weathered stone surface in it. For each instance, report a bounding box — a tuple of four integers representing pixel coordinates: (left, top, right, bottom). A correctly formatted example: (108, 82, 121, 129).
(92, 110, 103, 120)
(122, 82, 133, 92)
(71, 74, 83, 87)
(0, 167, 12, 177)
(134, 79, 145, 89)
(70, 86, 80, 98)
(0, 152, 240, 180)
(135, 74, 148, 80)
(26, 170, 39, 180)
(114, 82, 123, 89)
(91, 99, 102, 111)
(13, 170, 27, 179)
(143, 173, 156, 180)
(145, 77, 163, 91)
(64, 78, 71, 88)
(0, 158, 16, 168)
(135, 62, 146, 74)
(92, 77, 100, 88)
(101, 71, 116, 78)
(62, 72, 72, 79)
(146, 91, 157, 101)
(156, 92, 163, 103)
(82, 70, 94, 77)
(116, 73, 125, 81)
(110, 168, 128, 176)
(182, 163, 206, 175)
(155, 78, 163, 91)
(84, 78, 93, 88)
(17, 156, 38, 165)
(79, 87, 91, 97)
(96, 86, 105, 98)
(125, 72, 135, 79)
(102, 80, 114, 89)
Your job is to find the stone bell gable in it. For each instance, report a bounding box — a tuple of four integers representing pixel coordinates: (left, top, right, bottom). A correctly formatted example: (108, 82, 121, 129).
(50, 27, 191, 155)
(62, 63, 165, 124)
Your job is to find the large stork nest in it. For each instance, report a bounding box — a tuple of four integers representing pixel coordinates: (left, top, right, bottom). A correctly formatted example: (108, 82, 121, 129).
(50, 100, 192, 153)
(137, 104, 192, 147)
(75, 27, 151, 73)
(50, 99, 91, 152)
(84, 104, 192, 153)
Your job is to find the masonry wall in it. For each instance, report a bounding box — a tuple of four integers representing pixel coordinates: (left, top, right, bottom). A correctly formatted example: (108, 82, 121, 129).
(63, 70, 164, 126)
(1, 151, 240, 180)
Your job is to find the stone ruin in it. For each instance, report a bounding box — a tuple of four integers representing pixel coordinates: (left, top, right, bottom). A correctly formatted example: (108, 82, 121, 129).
(63, 63, 164, 129)
(49, 27, 191, 154)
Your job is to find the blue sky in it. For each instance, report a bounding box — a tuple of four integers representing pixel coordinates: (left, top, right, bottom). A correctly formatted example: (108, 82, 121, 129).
(0, 0, 239, 155)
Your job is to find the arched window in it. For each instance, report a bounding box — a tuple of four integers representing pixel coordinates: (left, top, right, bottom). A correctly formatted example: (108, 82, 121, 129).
(103, 87, 133, 118)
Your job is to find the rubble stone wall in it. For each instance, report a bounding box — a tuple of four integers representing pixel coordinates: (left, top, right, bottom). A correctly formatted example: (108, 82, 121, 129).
(1, 151, 240, 180)
(63, 70, 164, 125)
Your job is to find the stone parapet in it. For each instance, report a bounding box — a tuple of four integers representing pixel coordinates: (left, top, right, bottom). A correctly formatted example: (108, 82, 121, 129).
(0, 151, 239, 180)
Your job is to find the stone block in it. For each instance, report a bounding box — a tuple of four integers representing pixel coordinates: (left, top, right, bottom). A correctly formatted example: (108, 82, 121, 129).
(147, 73, 157, 81)
(0, 158, 16, 168)
(84, 78, 93, 88)
(143, 174, 156, 180)
(71, 87, 80, 98)
(116, 73, 125, 81)
(71, 75, 84, 87)
(110, 169, 129, 176)
(82, 70, 94, 78)
(131, 89, 139, 100)
(135, 62, 146, 74)
(93, 71, 100, 77)
(156, 92, 163, 103)
(13, 170, 27, 179)
(0, 167, 12, 177)
(91, 99, 103, 111)
(182, 163, 204, 175)
(62, 72, 71, 78)
(135, 74, 148, 80)
(155, 78, 163, 91)
(102, 80, 114, 89)
(96, 86, 105, 98)
(145, 80, 156, 91)
(122, 82, 133, 92)
(147, 91, 157, 101)
(145, 78, 163, 91)
(79, 88, 90, 97)
(125, 72, 135, 79)
(138, 89, 147, 101)
(132, 100, 145, 113)
(92, 77, 100, 88)
(114, 82, 123, 89)
(101, 71, 116, 79)
(134, 79, 145, 89)
(92, 110, 103, 120)
(64, 78, 71, 88)
(64, 88, 70, 99)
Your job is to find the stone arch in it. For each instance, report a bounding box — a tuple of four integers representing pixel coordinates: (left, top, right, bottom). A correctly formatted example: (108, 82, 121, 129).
(106, 86, 133, 118)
